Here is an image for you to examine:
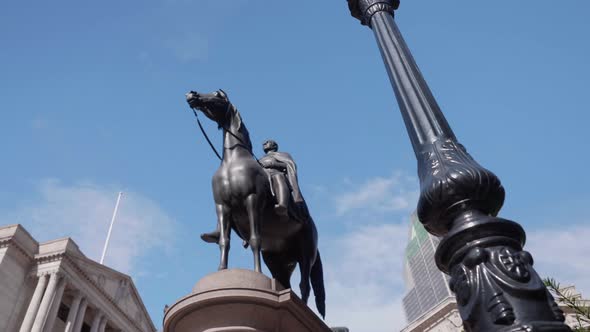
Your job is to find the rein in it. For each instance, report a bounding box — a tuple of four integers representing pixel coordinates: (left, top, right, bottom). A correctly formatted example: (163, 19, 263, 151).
(191, 108, 223, 161)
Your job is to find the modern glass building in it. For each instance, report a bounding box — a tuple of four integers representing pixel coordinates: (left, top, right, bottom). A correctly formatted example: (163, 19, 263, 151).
(402, 212, 453, 323)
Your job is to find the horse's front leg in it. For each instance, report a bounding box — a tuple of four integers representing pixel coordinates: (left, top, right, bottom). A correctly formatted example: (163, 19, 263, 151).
(215, 203, 231, 270)
(245, 194, 262, 273)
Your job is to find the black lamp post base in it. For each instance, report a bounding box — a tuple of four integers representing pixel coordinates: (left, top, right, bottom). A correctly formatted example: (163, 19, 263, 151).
(437, 212, 568, 331)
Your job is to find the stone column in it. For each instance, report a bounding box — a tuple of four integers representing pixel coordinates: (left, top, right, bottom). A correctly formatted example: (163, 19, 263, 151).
(64, 292, 83, 332)
(43, 276, 67, 332)
(19, 274, 49, 332)
(89, 312, 103, 332)
(346, 1, 572, 331)
(71, 299, 88, 332)
(98, 317, 108, 332)
(31, 272, 61, 332)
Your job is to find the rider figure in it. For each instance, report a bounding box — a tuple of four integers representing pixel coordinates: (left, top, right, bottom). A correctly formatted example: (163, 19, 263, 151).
(200, 139, 303, 244)
(259, 139, 303, 216)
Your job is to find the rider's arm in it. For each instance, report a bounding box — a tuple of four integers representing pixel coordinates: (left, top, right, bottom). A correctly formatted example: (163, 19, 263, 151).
(261, 159, 287, 172)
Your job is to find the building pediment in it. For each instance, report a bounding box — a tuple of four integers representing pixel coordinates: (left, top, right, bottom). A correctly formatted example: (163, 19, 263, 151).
(65, 254, 155, 331)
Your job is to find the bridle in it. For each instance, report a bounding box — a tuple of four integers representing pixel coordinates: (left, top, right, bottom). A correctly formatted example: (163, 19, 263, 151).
(189, 95, 261, 164)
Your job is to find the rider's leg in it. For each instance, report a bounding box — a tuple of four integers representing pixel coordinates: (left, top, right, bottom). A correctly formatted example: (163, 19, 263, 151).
(200, 223, 221, 244)
(272, 174, 289, 216)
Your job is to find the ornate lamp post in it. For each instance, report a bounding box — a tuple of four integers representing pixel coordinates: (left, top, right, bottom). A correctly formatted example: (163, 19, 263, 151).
(347, 1, 571, 331)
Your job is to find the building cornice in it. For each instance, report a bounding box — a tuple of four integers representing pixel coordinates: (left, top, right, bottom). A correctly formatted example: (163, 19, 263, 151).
(0, 237, 35, 262)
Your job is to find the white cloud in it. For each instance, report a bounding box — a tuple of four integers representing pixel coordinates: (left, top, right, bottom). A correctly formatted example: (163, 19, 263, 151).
(31, 115, 49, 130)
(314, 171, 417, 330)
(527, 224, 590, 296)
(5, 179, 177, 275)
(323, 223, 409, 332)
(334, 172, 419, 216)
(165, 33, 209, 63)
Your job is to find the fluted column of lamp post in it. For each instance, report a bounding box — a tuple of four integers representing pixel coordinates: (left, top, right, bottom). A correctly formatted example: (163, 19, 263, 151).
(346, 1, 571, 331)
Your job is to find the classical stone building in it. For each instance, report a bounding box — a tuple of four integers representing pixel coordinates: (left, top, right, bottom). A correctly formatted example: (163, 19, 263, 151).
(0, 224, 156, 332)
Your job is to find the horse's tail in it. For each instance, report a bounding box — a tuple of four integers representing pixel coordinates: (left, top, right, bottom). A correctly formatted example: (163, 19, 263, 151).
(311, 250, 326, 318)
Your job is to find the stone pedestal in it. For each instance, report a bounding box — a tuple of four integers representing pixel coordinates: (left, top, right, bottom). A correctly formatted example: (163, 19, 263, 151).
(163, 269, 332, 332)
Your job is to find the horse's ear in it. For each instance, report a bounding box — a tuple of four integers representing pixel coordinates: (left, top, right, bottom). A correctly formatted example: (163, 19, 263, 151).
(218, 89, 227, 99)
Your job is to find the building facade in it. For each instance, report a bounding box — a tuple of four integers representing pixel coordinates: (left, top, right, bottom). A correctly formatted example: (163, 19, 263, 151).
(402, 212, 454, 324)
(0, 224, 156, 332)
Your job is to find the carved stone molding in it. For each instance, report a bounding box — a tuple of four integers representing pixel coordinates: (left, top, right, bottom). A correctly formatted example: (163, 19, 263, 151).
(36, 252, 66, 264)
(0, 238, 34, 262)
(0, 238, 11, 249)
(97, 274, 106, 287)
(114, 279, 130, 304)
(348, 0, 400, 26)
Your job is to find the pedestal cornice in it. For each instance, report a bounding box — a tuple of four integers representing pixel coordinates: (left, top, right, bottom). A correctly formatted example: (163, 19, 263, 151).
(164, 269, 331, 332)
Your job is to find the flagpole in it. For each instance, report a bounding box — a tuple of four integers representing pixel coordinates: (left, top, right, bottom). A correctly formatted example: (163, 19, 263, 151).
(100, 191, 123, 264)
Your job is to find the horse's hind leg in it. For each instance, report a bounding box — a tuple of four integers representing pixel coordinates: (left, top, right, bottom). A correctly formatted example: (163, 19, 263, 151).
(215, 203, 231, 270)
(245, 194, 262, 273)
(262, 251, 295, 290)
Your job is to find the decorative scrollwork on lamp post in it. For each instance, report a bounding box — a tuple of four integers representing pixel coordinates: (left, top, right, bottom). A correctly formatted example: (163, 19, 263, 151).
(346, 1, 571, 331)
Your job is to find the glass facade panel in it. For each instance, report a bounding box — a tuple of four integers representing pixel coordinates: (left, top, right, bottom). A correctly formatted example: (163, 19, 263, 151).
(402, 212, 453, 323)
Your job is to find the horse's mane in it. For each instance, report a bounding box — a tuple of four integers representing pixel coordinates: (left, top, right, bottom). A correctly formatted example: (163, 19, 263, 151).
(227, 103, 253, 152)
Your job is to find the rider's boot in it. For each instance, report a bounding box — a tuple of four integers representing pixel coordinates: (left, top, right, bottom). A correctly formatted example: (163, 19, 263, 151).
(274, 176, 289, 216)
(200, 225, 221, 244)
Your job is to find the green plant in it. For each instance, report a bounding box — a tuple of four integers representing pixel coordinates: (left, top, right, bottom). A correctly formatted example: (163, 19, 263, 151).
(544, 278, 590, 331)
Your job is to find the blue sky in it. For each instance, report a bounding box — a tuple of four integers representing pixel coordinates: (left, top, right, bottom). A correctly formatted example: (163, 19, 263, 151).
(1, 1, 590, 331)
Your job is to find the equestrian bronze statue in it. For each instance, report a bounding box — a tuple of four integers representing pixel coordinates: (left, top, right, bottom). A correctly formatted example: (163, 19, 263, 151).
(185, 89, 325, 317)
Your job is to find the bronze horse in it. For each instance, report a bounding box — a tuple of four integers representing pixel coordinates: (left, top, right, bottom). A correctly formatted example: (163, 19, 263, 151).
(186, 89, 326, 317)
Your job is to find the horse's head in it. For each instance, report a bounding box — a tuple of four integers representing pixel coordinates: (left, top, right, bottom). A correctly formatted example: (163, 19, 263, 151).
(186, 89, 231, 125)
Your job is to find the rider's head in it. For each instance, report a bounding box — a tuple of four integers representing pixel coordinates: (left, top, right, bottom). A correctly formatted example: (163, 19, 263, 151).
(263, 139, 278, 153)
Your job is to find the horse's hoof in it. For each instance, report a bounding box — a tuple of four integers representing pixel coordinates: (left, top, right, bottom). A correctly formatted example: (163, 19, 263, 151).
(218, 265, 227, 271)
